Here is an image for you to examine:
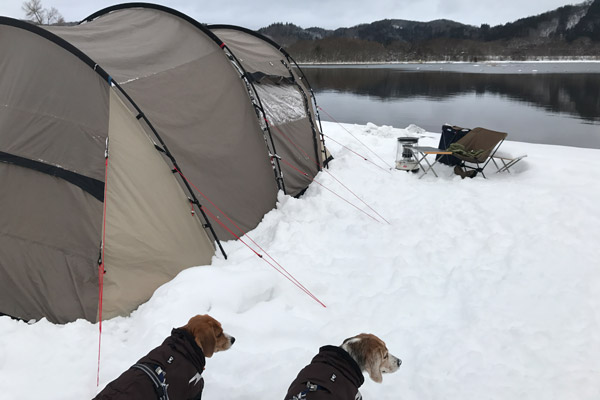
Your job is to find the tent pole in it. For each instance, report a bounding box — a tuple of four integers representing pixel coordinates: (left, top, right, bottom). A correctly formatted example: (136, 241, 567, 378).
(220, 45, 288, 194)
(280, 59, 322, 171)
(283, 55, 329, 167)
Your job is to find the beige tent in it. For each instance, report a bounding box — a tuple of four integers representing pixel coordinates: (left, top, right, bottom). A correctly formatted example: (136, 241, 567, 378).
(0, 4, 328, 324)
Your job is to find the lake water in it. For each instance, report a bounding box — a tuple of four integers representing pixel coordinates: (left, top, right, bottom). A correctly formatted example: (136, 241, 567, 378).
(300, 63, 600, 149)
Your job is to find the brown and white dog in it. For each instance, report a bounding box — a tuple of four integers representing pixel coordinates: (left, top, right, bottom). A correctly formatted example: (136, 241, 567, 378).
(94, 314, 234, 400)
(284, 333, 401, 400)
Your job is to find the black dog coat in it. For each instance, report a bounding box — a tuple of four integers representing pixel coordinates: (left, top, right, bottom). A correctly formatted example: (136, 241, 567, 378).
(94, 328, 206, 400)
(285, 345, 365, 400)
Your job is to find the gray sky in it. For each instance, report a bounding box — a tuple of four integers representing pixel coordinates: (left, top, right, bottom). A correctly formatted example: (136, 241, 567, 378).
(1, 0, 584, 30)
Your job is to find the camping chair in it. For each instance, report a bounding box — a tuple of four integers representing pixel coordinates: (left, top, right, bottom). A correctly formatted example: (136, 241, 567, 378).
(436, 124, 471, 166)
(450, 127, 508, 179)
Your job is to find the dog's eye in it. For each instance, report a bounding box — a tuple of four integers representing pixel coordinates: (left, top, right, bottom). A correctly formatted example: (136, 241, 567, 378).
(383, 354, 388, 359)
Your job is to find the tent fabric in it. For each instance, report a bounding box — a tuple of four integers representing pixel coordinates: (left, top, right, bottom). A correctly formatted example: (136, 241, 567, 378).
(210, 25, 326, 195)
(0, 4, 327, 324)
(207, 27, 292, 77)
(0, 23, 110, 182)
(0, 20, 109, 323)
(47, 8, 213, 84)
(120, 55, 279, 238)
(0, 163, 103, 322)
(102, 91, 215, 319)
(49, 9, 282, 239)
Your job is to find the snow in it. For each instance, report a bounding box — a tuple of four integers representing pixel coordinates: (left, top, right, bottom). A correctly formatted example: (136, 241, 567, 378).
(1, 121, 599, 399)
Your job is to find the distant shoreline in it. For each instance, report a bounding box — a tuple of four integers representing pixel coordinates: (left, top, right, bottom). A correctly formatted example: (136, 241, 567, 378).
(299, 60, 600, 74)
(300, 59, 600, 65)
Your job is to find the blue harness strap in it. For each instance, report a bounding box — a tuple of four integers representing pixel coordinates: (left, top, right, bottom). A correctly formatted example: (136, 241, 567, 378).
(290, 381, 326, 399)
(131, 363, 169, 400)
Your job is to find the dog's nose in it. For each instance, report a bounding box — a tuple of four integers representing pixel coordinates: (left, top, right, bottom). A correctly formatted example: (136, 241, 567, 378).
(397, 358, 402, 367)
(230, 336, 236, 345)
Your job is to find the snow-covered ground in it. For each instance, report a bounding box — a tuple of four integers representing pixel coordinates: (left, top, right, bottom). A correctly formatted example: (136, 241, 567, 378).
(1, 121, 599, 399)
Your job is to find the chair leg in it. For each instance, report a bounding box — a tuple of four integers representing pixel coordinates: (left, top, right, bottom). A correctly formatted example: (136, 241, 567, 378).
(493, 158, 512, 174)
(497, 156, 526, 173)
(474, 163, 485, 179)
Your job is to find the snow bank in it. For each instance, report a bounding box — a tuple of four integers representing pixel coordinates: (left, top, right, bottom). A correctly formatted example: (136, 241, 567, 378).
(1, 122, 599, 399)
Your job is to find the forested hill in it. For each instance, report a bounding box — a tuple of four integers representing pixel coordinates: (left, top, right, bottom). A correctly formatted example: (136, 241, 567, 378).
(258, 0, 600, 62)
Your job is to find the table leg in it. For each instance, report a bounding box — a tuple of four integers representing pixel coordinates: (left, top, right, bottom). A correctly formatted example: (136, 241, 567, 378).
(417, 153, 439, 179)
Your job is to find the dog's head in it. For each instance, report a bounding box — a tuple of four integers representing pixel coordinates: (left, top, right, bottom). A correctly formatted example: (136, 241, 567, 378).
(341, 333, 401, 383)
(181, 314, 235, 358)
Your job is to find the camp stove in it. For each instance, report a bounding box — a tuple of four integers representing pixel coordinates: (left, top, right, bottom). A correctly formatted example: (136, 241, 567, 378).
(395, 137, 420, 172)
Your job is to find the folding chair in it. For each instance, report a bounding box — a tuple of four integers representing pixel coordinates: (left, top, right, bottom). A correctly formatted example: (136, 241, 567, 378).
(451, 127, 508, 179)
(436, 124, 471, 166)
(492, 154, 528, 174)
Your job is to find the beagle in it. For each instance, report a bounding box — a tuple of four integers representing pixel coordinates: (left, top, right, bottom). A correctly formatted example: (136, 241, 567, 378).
(184, 314, 235, 357)
(94, 314, 234, 400)
(285, 333, 401, 399)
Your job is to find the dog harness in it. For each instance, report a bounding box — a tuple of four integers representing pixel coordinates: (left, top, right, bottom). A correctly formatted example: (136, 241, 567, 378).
(93, 328, 206, 400)
(285, 346, 365, 400)
(290, 381, 326, 400)
(131, 363, 169, 400)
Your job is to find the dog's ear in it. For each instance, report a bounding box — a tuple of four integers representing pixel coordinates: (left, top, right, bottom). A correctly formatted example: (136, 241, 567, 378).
(196, 322, 217, 358)
(343, 334, 387, 383)
(182, 315, 217, 358)
(364, 347, 384, 383)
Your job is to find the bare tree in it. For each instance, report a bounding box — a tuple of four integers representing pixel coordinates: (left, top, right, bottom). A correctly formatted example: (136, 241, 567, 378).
(45, 6, 65, 24)
(22, 0, 45, 24)
(22, 0, 64, 25)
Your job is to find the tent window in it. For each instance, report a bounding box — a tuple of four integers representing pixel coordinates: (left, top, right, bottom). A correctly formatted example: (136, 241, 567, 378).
(254, 83, 306, 126)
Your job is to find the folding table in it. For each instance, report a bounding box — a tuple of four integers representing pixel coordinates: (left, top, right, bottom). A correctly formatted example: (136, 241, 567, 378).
(412, 146, 453, 179)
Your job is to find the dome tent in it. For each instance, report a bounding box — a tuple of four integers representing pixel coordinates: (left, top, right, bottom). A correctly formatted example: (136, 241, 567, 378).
(0, 3, 327, 324)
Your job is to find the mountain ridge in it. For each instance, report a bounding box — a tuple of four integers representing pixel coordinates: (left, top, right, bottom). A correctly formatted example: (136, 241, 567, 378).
(258, 0, 600, 61)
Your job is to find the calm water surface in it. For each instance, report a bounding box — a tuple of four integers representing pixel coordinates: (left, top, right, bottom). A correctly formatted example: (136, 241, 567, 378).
(301, 63, 600, 149)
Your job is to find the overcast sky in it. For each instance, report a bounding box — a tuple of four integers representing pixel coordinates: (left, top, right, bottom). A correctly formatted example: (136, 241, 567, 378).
(1, 0, 584, 30)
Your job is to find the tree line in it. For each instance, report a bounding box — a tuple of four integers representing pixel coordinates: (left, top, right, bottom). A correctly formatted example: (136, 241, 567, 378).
(21, 0, 64, 25)
(261, 0, 600, 62)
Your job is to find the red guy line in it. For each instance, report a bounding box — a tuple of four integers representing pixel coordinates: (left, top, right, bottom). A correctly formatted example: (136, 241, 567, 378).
(174, 167, 326, 308)
(97, 157, 108, 387)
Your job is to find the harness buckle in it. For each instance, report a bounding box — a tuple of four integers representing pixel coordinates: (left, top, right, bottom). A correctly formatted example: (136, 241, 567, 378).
(154, 366, 166, 383)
